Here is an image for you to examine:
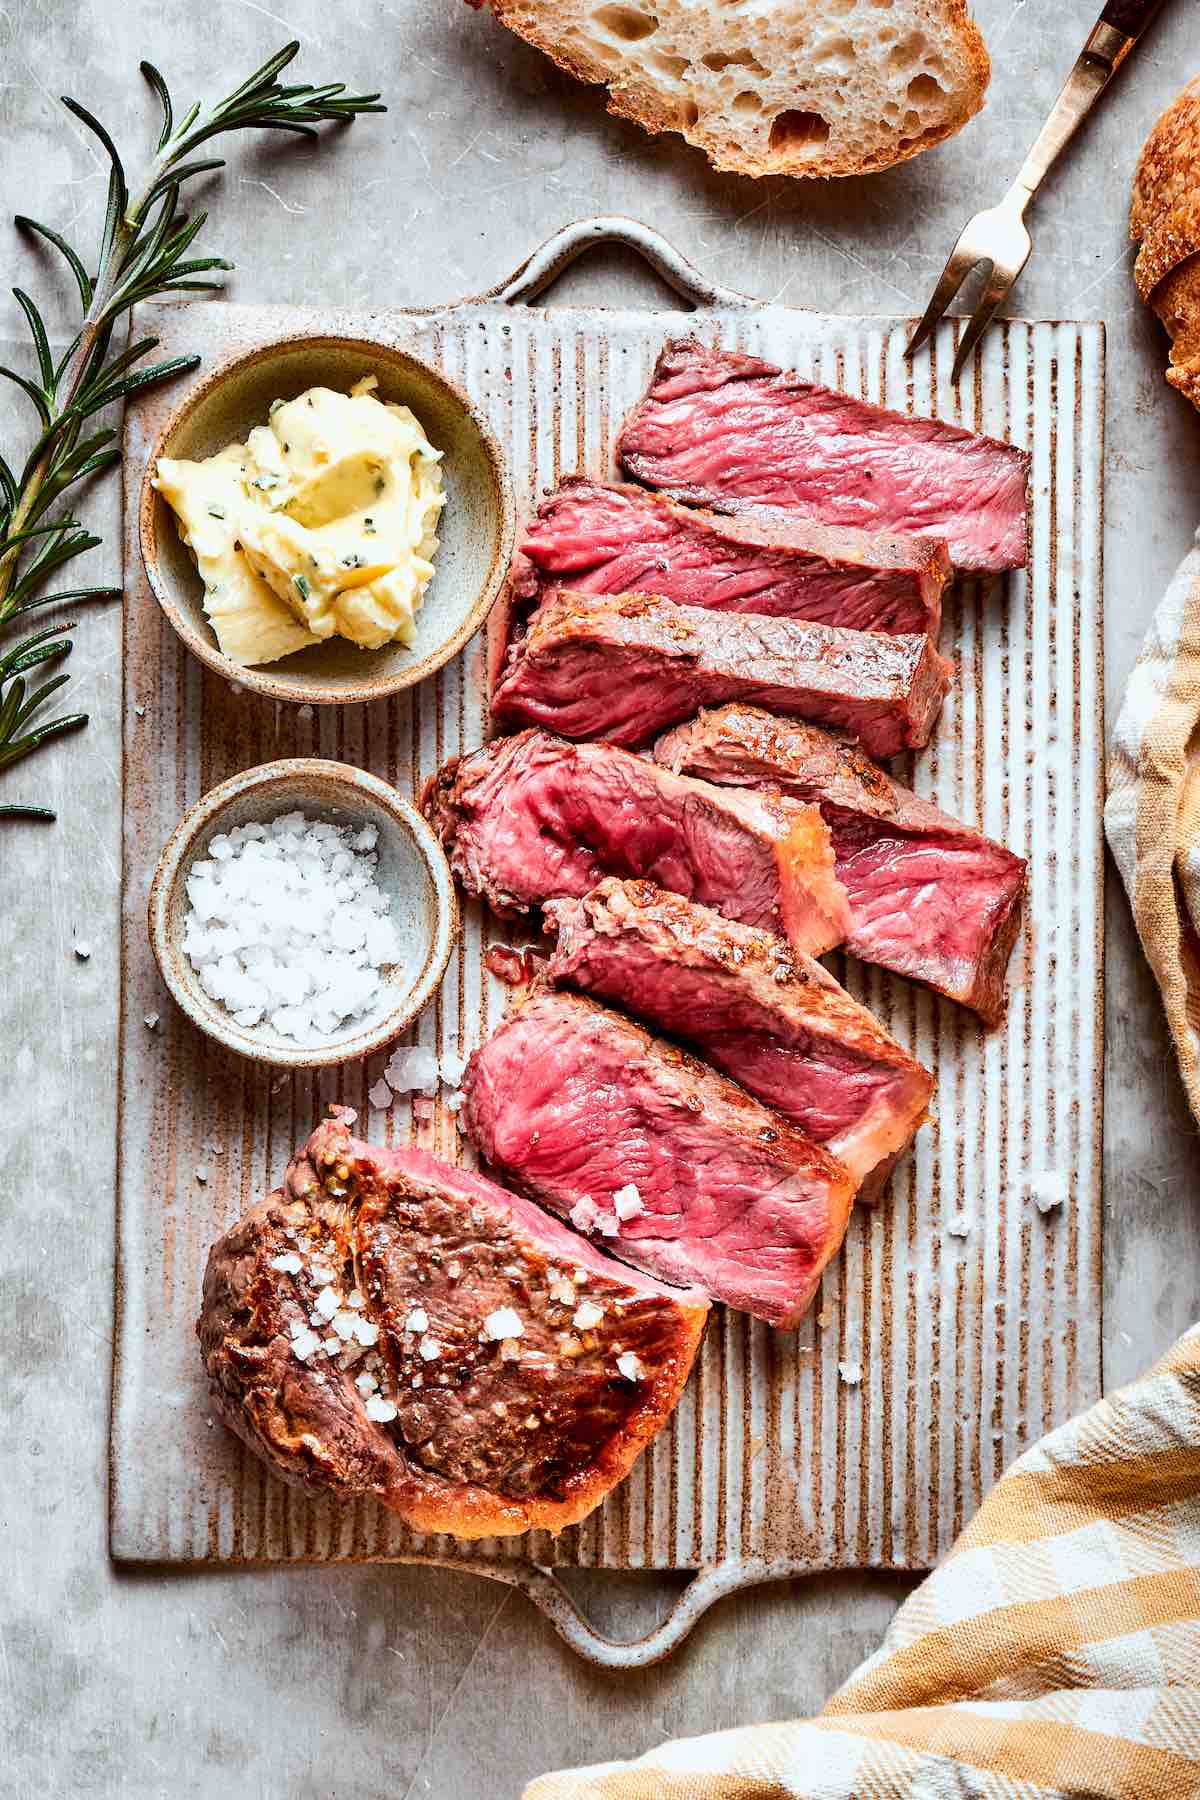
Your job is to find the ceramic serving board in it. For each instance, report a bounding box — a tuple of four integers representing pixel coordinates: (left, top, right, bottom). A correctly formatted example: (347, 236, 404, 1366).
(111, 218, 1105, 1667)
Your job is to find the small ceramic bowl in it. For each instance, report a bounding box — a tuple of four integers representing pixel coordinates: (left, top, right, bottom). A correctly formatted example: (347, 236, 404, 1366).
(148, 759, 457, 1068)
(139, 334, 514, 705)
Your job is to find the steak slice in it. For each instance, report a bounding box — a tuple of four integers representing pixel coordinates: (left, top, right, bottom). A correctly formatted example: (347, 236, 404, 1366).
(197, 1109, 708, 1538)
(423, 729, 850, 957)
(460, 990, 856, 1327)
(491, 589, 950, 760)
(656, 705, 1028, 1024)
(542, 879, 933, 1192)
(617, 338, 1031, 574)
(512, 478, 949, 638)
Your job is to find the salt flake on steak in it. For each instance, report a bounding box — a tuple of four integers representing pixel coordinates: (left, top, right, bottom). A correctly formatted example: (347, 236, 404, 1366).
(570, 1197, 620, 1237)
(612, 1184, 644, 1221)
(484, 1306, 524, 1340)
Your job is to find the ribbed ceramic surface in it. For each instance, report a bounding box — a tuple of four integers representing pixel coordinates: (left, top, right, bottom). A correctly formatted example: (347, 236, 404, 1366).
(113, 297, 1105, 1593)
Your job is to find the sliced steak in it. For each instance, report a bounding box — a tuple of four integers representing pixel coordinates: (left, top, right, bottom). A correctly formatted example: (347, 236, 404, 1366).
(491, 589, 950, 760)
(656, 705, 1027, 1024)
(512, 478, 949, 638)
(618, 338, 1030, 574)
(460, 990, 856, 1327)
(542, 879, 932, 1192)
(423, 729, 850, 957)
(197, 1109, 708, 1537)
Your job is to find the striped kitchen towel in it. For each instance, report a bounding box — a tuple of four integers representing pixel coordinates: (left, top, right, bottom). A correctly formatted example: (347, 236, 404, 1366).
(526, 1325, 1200, 1799)
(1106, 534, 1200, 1125)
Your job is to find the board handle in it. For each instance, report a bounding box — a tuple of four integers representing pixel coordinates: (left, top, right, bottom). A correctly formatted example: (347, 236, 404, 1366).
(463, 216, 759, 312)
(421, 1553, 809, 1668)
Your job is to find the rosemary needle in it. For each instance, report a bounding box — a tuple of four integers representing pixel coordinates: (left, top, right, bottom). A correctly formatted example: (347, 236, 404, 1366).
(0, 43, 384, 822)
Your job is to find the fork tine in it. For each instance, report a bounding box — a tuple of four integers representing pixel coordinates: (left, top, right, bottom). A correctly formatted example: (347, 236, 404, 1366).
(904, 239, 983, 360)
(951, 262, 1017, 383)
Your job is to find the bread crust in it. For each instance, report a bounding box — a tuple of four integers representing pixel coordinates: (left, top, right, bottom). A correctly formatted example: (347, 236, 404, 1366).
(1131, 76, 1200, 245)
(479, 0, 989, 180)
(1135, 199, 1200, 302)
(1131, 76, 1200, 412)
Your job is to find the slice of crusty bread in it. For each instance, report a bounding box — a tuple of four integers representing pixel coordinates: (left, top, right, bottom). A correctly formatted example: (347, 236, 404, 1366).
(476, 0, 990, 179)
(1131, 76, 1200, 413)
(1131, 75, 1200, 246)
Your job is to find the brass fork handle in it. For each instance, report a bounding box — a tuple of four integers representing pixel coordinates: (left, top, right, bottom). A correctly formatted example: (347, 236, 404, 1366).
(1010, 0, 1166, 205)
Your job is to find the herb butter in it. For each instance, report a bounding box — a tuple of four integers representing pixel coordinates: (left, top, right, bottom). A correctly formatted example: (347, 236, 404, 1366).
(153, 376, 445, 666)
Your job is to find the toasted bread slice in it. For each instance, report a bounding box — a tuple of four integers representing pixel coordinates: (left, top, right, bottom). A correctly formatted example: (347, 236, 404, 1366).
(474, 0, 989, 178)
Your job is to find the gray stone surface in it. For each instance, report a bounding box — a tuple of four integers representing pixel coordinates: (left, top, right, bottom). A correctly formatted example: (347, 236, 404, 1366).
(1, 0, 1199, 1794)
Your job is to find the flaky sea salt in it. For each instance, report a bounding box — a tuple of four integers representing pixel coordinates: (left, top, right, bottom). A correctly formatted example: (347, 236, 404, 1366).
(569, 1197, 620, 1238)
(314, 1286, 341, 1321)
(291, 1328, 322, 1362)
(181, 811, 401, 1046)
(382, 1044, 439, 1095)
(615, 1351, 644, 1382)
(1028, 1171, 1068, 1214)
(613, 1183, 643, 1221)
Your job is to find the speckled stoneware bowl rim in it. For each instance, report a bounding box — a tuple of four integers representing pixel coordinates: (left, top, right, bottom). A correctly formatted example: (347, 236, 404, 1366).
(147, 758, 458, 1069)
(138, 332, 515, 705)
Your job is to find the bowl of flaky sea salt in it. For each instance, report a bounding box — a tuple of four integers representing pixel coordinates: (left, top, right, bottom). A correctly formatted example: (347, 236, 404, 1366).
(147, 759, 457, 1067)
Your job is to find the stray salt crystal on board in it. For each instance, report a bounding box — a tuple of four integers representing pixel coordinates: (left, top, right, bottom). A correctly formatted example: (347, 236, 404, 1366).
(1027, 1171, 1068, 1214)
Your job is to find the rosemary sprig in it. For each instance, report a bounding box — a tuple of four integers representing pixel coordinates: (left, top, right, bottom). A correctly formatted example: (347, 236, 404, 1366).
(0, 43, 384, 823)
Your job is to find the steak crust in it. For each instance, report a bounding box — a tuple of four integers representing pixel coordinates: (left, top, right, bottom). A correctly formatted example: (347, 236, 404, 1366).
(198, 1110, 708, 1537)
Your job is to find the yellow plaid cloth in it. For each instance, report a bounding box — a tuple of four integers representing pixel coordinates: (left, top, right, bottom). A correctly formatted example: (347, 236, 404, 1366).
(527, 1327, 1200, 1799)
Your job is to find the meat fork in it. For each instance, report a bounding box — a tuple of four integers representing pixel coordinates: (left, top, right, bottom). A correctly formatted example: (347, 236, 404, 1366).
(906, 0, 1167, 382)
